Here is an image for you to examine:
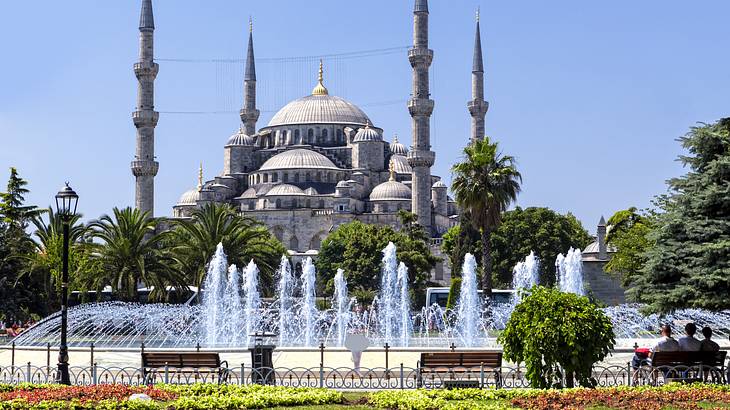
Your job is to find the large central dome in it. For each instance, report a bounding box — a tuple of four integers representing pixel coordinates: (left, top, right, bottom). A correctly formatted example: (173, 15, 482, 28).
(259, 149, 339, 171)
(266, 94, 371, 128)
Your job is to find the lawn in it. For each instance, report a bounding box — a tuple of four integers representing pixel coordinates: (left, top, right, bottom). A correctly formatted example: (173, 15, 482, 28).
(2, 383, 730, 409)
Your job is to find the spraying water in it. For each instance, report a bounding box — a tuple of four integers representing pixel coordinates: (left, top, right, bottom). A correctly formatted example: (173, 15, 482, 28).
(242, 259, 261, 345)
(224, 264, 242, 346)
(378, 242, 399, 345)
(333, 269, 350, 346)
(556, 248, 585, 295)
(456, 253, 481, 347)
(301, 257, 318, 346)
(202, 243, 228, 346)
(512, 251, 540, 301)
(276, 256, 295, 346)
(396, 262, 411, 347)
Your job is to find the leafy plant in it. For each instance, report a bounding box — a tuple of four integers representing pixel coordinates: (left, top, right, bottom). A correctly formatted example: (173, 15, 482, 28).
(445, 277, 461, 309)
(498, 286, 615, 388)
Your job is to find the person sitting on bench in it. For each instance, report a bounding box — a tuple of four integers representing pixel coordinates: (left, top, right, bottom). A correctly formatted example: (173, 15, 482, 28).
(632, 324, 679, 369)
(678, 323, 702, 351)
(700, 326, 720, 352)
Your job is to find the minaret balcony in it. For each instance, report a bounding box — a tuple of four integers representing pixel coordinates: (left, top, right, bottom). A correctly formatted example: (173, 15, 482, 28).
(408, 48, 433, 67)
(468, 99, 489, 116)
(131, 160, 159, 177)
(133, 110, 159, 127)
(408, 99, 434, 117)
(134, 62, 159, 78)
(407, 150, 435, 168)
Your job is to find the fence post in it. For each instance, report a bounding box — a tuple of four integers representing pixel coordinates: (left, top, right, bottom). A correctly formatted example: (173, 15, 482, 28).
(450, 343, 456, 352)
(400, 363, 404, 390)
(164, 363, 169, 384)
(240, 364, 244, 386)
(89, 343, 94, 369)
(140, 342, 145, 356)
(26, 362, 31, 383)
(627, 362, 632, 386)
(196, 342, 201, 353)
(46, 342, 51, 380)
(319, 342, 325, 368)
(93, 362, 98, 385)
(11, 342, 15, 373)
(384, 343, 389, 371)
(480, 362, 485, 389)
(319, 361, 324, 388)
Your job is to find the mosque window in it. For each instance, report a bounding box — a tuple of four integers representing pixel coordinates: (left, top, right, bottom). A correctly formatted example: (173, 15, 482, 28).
(305, 172, 311, 182)
(290, 236, 299, 251)
(263, 174, 269, 183)
(319, 200, 325, 208)
(336, 129, 342, 142)
(294, 173, 300, 183)
(315, 172, 322, 182)
(272, 173, 278, 183)
(308, 128, 314, 143)
(322, 129, 328, 140)
(283, 173, 289, 183)
(294, 129, 300, 144)
(306, 199, 311, 208)
(248, 202, 254, 210)
(382, 204, 389, 213)
(275, 199, 281, 208)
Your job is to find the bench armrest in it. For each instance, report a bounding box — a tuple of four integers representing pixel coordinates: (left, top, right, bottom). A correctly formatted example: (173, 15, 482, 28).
(219, 360, 229, 370)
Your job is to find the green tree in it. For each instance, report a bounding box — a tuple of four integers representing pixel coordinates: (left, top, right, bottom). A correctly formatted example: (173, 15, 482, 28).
(169, 203, 285, 295)
(499, 286, 615, 388)
(86, 207, 184, 302)
(490, 207, 591, 287)
(445, 277, 461, 309)
(451, 137, 522, 297)
(0, 168, 47, 320)
(604, 207, 653, 287)
(634, 119, 730, 312)
(442, 207, 591, 288)
(317, 220, 438, 306)
(442, 213, 482, 276)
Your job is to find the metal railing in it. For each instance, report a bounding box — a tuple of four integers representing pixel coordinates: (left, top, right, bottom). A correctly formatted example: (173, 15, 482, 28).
(0, 363, 726, 389)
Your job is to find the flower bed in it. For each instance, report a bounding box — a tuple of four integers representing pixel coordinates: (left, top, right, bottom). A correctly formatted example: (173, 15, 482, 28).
(0, 384, 343, 410)
(368, 385, 730, 410)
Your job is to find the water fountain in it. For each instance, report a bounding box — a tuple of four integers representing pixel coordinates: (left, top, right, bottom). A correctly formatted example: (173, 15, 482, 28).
(511, 251, 540, 301)
(455, 253, 482, 347)
(10, 243, 730, 349)
(556, 248, 584, 295)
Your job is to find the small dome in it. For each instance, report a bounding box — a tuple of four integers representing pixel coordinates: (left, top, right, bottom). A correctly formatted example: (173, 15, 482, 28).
(583, 241, 617, 254)
(240, 187, 257, 199)
(265, 184, 305, 196)
(259, 149, 339, 171)
(432, 180, 447, 188)
(227, 128, 254, 146)
(177, 188, 200, 206)
(369, 180, 412, 201)
(391, 155, 412, 174)
(304, 187, 319, 195)
(336, 180, 351, 188)
(389, 136, 408, 156)
(353, 123, 381, 142)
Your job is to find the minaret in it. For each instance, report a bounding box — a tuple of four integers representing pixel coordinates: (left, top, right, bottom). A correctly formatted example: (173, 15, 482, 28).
(131, 0, 159, 217)
(240, 17, 259, 136)
(468, 8, 488, 143)
(597, 216, 608, 260)
(407, 0, 435, 234)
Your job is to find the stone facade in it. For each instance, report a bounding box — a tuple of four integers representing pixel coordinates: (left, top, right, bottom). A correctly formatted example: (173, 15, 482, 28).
(165, 0, 459, 286)
(581, 217, 627, 305)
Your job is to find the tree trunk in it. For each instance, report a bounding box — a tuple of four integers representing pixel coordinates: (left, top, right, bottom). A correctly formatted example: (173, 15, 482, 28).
(481, 226, 493, 299)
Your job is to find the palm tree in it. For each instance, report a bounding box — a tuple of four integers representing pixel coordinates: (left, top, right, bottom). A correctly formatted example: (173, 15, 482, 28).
(22, 208, 88, 308)
(451, 137, 522, 297)
(169, 203, 286, 294)
(87, 207, 185, 302)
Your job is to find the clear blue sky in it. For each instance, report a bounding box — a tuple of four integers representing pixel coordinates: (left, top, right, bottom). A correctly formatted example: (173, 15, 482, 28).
(2, 1, 729, 234)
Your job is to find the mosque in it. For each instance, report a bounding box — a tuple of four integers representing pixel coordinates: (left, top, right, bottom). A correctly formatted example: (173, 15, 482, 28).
(130, 0, 483, 281)
(129, 0, 627, 299)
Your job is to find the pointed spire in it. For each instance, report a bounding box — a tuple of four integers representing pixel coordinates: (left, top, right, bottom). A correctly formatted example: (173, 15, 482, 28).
(599, 215, 606, 226)
(197, 162, 203, 190)
(393, 134, 399, 144)
(473, 9, 484, 73)
(389, 158, 396, 181)
(312, 59, 329, 96)
(244, 17, 256, 81)
(414, 0, 429, 13)
(139, 0, 155, 32)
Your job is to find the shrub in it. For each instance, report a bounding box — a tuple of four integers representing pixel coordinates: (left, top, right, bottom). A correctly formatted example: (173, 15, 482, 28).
(498, 286, 615, 388)
(445, 278, 461, 309)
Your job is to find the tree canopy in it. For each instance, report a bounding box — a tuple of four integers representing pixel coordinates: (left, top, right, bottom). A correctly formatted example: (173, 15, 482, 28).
(633, 119, 730, 312)
(499, 286, 615, 388)
(451, 137, 522, 296)
(317, 216, 438, 306)
(442, 206, 591, 288)
(604, 207, 653, 288)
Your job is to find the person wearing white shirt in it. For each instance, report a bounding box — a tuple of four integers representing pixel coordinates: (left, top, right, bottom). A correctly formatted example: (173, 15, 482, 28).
(650, 324, 680, 355)
(678, 323, 702, 352)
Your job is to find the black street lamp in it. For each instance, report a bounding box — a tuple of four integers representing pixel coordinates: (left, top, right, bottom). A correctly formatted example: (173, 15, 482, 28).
(54, 182, 78, 385)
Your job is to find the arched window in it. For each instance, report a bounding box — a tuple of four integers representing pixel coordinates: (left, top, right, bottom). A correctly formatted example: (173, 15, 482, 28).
(294, 173, 300, 183)
(294, 129, 301, 144)
(272, 173, 278, 183)
(315, 172, 322, 182)
(322, 129, 328, 140)
(305, 172, 311, 182)
(308, 129, 314, 143)
(263, 174, 269, 183)
(275, 199, 281, 208)
(283, 173, 289, 183)
(248, 202, 254, 210)
(290, 236, 299, 251)
(336, 129, 342, 142)
(306, 199, 311, 208)
(382, 204, 389, 213)
(319, 200, 325, 208)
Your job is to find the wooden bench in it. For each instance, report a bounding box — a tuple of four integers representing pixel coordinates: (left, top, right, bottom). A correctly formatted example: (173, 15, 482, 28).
(141, 352, 229, 383)
(650, 351, 727, 384)
(417, 351, 503, 388)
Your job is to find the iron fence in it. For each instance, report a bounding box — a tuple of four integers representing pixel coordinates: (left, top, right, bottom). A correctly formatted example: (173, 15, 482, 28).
(0, 363, 726, 389)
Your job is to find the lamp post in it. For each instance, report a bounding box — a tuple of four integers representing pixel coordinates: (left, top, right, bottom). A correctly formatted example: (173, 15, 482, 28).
(55, 183, 78, 385)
